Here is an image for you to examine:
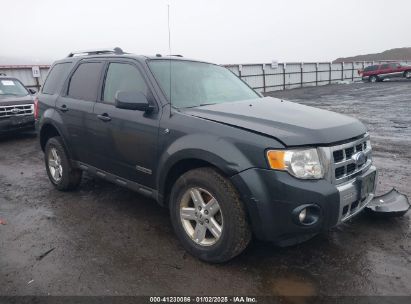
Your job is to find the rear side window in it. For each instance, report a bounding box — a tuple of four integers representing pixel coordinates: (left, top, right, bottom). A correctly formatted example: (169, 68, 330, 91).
(68, 62, 103, 101)
(42, 63, 71, 94)
(103, 63, 148, 103)
(364, 65, 378, 72)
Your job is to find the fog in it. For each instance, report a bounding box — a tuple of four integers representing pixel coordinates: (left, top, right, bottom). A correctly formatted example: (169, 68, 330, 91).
(1, 0, 410, 64)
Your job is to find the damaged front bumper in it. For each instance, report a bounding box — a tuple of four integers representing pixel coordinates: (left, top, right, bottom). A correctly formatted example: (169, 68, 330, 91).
(366, 188, 410, 217)
(336, 166, 377, 223)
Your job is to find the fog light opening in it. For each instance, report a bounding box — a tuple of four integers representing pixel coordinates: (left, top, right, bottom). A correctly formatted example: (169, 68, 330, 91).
(293, 204, 320, 226)
(298, 209, 307, 223)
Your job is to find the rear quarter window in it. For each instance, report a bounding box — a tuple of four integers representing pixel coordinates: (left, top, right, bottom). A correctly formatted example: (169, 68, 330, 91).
(42, 63, 72, 95)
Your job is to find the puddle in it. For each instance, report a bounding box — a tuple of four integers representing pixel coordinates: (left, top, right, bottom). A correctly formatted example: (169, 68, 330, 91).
(271, 275, 317, 297)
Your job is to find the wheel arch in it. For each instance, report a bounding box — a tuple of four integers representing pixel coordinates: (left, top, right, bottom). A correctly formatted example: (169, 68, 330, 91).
(39, 122, 74, 160)
(403, 70, 411, 77)
(156, 134, 261, 206)
(158, 153, 234, 207)
(40, 123, 61, 151)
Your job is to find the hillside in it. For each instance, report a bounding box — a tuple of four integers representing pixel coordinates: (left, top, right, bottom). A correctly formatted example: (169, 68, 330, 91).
(334, 47, 411, 63)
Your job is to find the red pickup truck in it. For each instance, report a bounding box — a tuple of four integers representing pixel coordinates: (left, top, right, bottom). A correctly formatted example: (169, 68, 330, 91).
(359, 62, 411, 82)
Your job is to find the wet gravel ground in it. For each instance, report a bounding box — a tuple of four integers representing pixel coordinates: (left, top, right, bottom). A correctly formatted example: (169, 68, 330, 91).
(1, 81, 410, 297)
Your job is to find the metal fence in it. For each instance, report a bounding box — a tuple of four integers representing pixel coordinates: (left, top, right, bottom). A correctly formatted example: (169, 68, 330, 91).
(225, 60, 411, 93)
(1, 60, 411, 93)
(0, 65, 50, 91)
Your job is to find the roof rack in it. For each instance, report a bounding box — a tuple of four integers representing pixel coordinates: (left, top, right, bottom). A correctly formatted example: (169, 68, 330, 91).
(67, 47, 125, 58)
(0, 73, 7, 76)
(170, 54, 183, 57)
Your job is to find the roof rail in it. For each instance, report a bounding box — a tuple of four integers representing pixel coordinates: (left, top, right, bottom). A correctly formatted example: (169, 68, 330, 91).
(0, 73, 7, 76)
(170, 54, 183, 57)
(67, 47, 124, 58)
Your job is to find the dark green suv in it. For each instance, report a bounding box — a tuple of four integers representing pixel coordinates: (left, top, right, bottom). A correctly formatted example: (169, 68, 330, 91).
(37, 48, 377, 262)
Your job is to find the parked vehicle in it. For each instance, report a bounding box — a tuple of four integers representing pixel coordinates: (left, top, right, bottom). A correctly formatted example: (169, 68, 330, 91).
(37, 48, 377, 262)
(0, 74, 37, 134)
(359, 62, 411, 82)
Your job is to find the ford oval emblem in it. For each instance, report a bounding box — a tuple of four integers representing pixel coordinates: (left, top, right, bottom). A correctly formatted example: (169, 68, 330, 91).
(353, 151, 366, 166)
(11, 108, 21, 114)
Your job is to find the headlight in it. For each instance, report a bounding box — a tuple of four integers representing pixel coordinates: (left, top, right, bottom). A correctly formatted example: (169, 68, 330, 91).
(266, 148, 324, 179)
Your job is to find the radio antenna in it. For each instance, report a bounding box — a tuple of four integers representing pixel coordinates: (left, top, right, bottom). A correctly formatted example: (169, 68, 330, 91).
(168, 4, 171, 55)
(168, 4, 172, 108)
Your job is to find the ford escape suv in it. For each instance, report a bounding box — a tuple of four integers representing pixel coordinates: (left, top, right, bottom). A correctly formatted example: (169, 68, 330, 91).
(0, 75, 37, 134)
(37, 48, 377, 263)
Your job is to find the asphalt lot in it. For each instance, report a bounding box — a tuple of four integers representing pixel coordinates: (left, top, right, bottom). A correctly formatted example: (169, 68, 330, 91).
(0, 81, 410, 297)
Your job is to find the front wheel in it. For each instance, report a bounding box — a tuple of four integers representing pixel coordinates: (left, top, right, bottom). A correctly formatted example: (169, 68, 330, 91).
(45, 136, 82, 191)
(169, 167, 251, 263)
(404, 70, 411, 79)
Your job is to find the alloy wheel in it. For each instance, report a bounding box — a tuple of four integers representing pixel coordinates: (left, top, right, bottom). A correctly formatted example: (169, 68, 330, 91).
(48, 147, 63, 182)
(179, 187, 223, 246)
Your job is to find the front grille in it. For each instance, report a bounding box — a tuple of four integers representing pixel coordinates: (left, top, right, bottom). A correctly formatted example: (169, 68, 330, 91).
(335, 167, 345, 179)
(344, 147, 354, 159)
(333, 150, 344, 163)
(329, 135, 372, 184)
(0, 104, 34, 118)
(346, 163, 356, 174)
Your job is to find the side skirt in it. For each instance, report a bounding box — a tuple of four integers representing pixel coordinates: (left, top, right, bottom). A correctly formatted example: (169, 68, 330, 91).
(72, 161, 159, 202)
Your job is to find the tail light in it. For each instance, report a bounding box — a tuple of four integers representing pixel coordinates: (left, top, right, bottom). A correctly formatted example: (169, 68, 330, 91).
(358, 69, 363, 76)
(33, 97, 39, 119)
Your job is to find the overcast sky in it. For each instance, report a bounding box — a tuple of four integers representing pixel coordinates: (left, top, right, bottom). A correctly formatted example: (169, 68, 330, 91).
(1, 0, 410, 64)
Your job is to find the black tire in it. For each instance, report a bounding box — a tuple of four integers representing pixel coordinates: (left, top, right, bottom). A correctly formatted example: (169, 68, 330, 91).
(44, 136, 82, 191)
(369, 75, 378, 83)
(404, 70, 411, 79)
(169, 167, 251, 263)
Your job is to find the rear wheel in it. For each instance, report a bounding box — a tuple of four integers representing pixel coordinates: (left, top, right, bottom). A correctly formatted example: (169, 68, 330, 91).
(404, 71, 411, 79)
(169, 167, 251, 263)
(369, 75, 378, 83)
(45, 136, 82, 191)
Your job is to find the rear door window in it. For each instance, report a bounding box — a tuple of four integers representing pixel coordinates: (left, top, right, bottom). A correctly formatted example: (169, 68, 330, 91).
(102, 63, 148, 104)
(68, 62, 104, 101)
(364, 65, 378, 72)
(380, 64, 390, 70)
(42, 63, 72, 95)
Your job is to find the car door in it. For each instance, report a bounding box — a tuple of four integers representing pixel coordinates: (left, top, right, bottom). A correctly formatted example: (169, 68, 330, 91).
(378, 64, 391, 78)
(56, 60, 104, 165)
(389, 63, 402, 78)
(90, 60, 160, 188)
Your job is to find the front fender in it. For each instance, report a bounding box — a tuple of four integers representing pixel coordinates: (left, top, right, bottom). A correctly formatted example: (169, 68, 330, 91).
(156, 133, 257, 197)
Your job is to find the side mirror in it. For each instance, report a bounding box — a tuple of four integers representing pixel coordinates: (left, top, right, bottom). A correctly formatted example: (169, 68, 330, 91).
(28, 88, 37, 95)
(114, 90, 153, 112)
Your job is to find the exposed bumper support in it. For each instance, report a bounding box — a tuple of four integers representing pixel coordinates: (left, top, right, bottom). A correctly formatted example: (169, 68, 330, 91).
(366, 188, 410, 217)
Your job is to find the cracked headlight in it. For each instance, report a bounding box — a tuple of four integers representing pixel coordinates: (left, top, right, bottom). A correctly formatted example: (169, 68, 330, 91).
(266, 148, 324, 179)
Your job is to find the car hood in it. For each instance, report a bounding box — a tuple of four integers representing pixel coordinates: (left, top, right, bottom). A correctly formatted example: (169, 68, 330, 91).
(0, 95, 33, 106)
(181, 97, 366, 146)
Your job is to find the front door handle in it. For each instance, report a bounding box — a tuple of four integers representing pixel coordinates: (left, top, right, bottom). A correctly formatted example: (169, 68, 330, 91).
(58, 104, 69, 112)
(97, 113, 112, 122)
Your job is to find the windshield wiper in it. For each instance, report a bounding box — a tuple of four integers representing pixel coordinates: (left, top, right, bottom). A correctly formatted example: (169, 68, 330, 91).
(198, 102, 217, 107)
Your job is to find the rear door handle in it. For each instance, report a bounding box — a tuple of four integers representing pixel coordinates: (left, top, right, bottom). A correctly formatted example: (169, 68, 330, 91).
(97, 113, 112, 122)
(58, 104, 69, 112)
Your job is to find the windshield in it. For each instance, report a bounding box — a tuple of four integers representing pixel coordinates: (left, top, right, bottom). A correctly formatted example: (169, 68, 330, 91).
(0, 79, 28, 97)
(148, 60, 259, 108)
